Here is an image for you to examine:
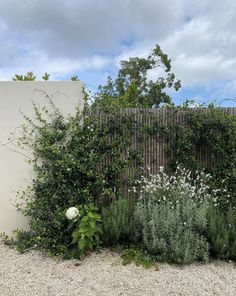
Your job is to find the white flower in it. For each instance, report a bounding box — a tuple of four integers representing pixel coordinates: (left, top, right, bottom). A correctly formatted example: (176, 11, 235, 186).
(66, 207, 79, 220)
(88, 125, 94, 131)
(159, 166, 164, 172)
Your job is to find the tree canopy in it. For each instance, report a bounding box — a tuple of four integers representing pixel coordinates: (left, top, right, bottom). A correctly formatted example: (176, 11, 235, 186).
(92, 44, 181, 108)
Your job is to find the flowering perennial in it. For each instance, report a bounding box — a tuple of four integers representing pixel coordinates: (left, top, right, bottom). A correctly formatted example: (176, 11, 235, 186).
(66, 207, 80, 220)
(134, 166, 221, 206)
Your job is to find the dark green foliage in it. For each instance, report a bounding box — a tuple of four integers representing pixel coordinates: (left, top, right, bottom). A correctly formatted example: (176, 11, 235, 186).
(12, 71, 36, 81)
(71, 76, 79, 81)
(42, 73, 50, 81)
(12, 99, 142, 257)
(93, 44, 181, 108)
(121, 247, 155, 268)
(164, 106, 236, 210)
(207, 204, 236, 260)
(1, 230, 34, 253)
(134, 199, 209, 264)
(101, 196, 134, 245)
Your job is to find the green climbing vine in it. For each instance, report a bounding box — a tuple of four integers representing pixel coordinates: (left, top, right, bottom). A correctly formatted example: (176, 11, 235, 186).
(153, 105, 236, 210)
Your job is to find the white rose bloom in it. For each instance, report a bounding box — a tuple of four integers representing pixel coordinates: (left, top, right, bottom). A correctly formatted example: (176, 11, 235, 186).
(66, 207, 79, 220)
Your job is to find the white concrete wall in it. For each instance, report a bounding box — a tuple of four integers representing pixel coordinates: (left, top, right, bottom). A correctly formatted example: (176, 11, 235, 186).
(0, 82, 84, 236)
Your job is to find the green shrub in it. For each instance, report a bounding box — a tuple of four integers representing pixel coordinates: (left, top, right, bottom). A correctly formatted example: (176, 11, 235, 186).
(10, 98, 141, 258)
(101, 196, 134, 245)
(134, 199, 209, 264)
(70, 203, 102, 256)
(208, 204, 236, 260)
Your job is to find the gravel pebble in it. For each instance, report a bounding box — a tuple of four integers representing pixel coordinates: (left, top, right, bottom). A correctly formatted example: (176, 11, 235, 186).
(0, 242, 235, 296)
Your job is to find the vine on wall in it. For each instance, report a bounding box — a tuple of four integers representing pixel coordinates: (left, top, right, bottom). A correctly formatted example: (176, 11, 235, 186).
(12, 99, 145, 257)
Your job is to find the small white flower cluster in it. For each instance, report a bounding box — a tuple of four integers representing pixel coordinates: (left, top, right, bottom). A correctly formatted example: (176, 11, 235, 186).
(87, 125, 94, 132)
(66, 207, 80, 220)
(133, 166, 223, 207)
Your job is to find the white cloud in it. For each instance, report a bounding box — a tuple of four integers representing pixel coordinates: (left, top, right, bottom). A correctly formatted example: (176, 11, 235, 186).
(0, 0, 235, 101)
(0, 51, 112, 80)
(159, 11, 236, 92)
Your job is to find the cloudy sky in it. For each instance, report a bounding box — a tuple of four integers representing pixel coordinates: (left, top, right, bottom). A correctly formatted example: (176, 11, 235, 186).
(0, 0, 236, 106)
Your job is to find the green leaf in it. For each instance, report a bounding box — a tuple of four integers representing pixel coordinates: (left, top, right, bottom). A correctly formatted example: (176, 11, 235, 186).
(90, 221, 96, 229)
(67, 222, 75, 232)
(87, 240, 93, 250)
(93, 213, 102, 220)
(78, 238, 85, 251)
(94, 234, 100, 243)
(88, 212, 95, 219)
(81, 216, 89, 222)
(72, 230, 80, 244)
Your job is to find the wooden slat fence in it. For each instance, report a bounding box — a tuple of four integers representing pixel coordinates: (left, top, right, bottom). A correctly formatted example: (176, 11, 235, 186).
(94, 108, 236, 194)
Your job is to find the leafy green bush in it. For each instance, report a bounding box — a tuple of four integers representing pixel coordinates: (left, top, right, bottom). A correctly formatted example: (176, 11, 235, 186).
(70, 204, 102, 256)
(101, 196, 134, 245)
(10, 98, 141, 258)
(207, 204, 236, 260)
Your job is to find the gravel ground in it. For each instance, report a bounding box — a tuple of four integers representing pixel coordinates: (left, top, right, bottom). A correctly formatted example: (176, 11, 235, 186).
(0, 242, 235, 296)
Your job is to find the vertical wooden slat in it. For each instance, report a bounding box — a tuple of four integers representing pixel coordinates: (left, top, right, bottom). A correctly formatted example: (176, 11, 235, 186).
(98, 108, 236, 194)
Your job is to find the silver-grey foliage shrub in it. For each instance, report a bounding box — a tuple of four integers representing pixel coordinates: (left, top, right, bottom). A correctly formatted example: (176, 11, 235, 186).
(133, 166, 221, 264)
(135, 199, 209, 264)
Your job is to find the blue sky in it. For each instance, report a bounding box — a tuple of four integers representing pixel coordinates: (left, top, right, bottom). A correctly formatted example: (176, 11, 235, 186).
(0, 0, 236, 106)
